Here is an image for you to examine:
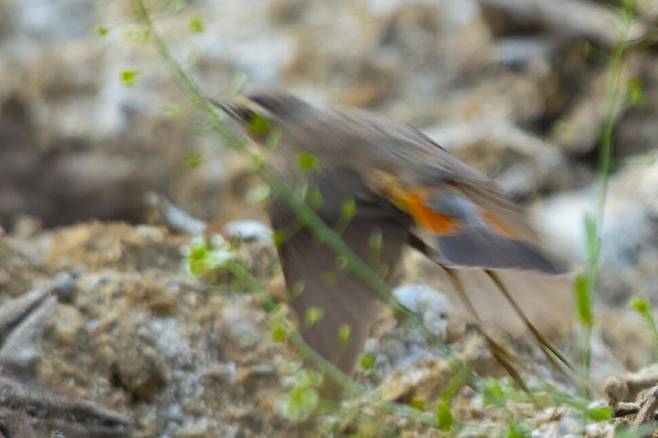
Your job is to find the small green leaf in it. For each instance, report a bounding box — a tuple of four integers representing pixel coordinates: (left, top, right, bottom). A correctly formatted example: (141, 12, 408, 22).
(409, 399, 425, 411)
(335, 255, 348, 270)
(435, 400, 454, 431)
(627, 77, 646, 107)
(340, 199, 357, 220)
(278, 385, 319, 423)
(120, 69, 140, 87)
(573, 273, 592, 326)
(184, 154, 203, 169)
(359, 352, 376, 371)
(97, 26, 109, 36)
(272, 230, 287, 246)
(506, 422, 528, 438)
(272, 323, 288, 343)
(186, 242, 209, 277)
(334, 198, 357, 234)
(297, 152, 319, 171)
(248, 113, 271, 136)
(188, 16, 204, 33)
(629, 297, 658, 359)
(307, 188, 323, 209)
(183, 236, 235, 277)
(630, 297, 651, 315)
(585, 405, 613, 421)
(277, 369, 323, 422)
(338, 324, 351, 345)
(305, 306, 324, 326)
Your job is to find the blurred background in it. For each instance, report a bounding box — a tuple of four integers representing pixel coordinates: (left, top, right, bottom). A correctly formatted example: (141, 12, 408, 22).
(0, 0, 657, 436)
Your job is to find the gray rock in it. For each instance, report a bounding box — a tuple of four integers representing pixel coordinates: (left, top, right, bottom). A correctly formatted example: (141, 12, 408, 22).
(225, 219, 273, 243)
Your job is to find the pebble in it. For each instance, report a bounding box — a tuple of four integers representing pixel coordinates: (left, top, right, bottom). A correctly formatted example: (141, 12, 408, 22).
(221, 299, 263, 348)
(52, 303, 84, 345)
(51, 271, 78, 302)
(393, 284, 452, 336)
(224, 220, 273, 243)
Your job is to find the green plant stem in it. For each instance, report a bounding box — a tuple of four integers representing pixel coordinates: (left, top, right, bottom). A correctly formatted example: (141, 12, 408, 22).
(579, 8, 633, 391)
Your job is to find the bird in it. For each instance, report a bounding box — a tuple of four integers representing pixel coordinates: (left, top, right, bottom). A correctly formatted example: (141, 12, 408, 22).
(215, 92, 572, 393)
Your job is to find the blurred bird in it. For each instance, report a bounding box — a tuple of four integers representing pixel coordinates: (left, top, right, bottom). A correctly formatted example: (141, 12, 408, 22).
(215, 92, 572, 391)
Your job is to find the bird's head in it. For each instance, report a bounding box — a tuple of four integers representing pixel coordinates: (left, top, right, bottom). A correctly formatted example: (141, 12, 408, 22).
(212, 92, 309, 144)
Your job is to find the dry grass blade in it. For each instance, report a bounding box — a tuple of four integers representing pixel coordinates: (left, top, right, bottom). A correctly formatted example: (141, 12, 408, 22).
(481, 331, 530, 394)
(484, 270, 574, 376)
(443, 268, 529, 393)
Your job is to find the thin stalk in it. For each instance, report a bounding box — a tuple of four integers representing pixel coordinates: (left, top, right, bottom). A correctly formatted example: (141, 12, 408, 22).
(578, 6, 633, 389)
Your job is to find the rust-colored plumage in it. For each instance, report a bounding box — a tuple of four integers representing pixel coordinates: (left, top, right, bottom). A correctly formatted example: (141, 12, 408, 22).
(216, 92, 572, 392)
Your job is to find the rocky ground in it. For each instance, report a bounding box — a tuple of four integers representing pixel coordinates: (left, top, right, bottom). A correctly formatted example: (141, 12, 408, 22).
(0, 212, 656, 437)
(1, 0, 658, 436)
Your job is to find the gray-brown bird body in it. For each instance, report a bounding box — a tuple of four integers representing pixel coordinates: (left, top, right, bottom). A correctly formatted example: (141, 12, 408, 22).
(217, 92, 571, 384)
(267, 166, 412, 372)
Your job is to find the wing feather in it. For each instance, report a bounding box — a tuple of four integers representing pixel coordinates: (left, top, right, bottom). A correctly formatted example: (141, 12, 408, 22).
(373, 168, 565, 273)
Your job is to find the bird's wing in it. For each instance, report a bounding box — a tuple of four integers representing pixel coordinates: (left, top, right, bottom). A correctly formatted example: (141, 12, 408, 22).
(335, 110, 564, 273)
(270, 208, 408, 386)
(276, 230, 381, 375)
(369, 161, 565, 274)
